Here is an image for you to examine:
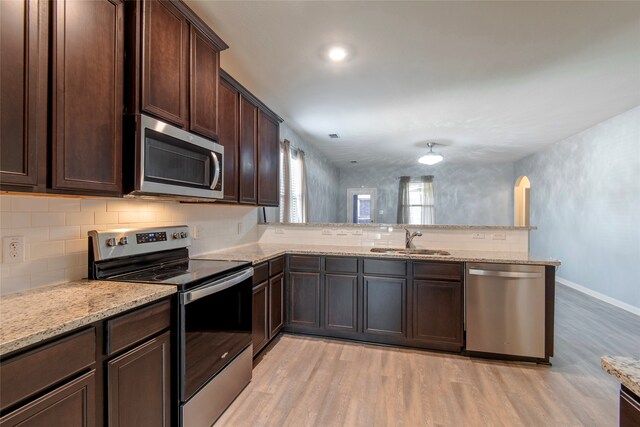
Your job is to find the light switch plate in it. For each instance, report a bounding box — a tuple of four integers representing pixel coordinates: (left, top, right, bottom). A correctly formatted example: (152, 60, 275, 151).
(3, 236, 25, 263)
(274, 228, 285, 234)
(352, 229, 363, 236)
(492, 233, 506, 240)
(337, 229, 348, 236)
(472, 233, 485, 239)
(322, 229, 333, 235)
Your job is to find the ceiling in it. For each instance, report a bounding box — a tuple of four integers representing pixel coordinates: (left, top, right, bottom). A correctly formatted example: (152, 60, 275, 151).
(186, 1, 640, 168)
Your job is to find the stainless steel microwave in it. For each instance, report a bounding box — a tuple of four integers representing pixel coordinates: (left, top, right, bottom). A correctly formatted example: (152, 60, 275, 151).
(124, 114, 223, 200)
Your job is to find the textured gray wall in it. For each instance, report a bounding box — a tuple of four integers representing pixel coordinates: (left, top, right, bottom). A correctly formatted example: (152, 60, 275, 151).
(263, 123, 340, 223)
(337, 162, 515, 225)
(515, 106, 640, 308)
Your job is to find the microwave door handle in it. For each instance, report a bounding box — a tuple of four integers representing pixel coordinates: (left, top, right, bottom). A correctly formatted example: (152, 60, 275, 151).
(210, 152, 220, 190)
(182, 268, 253, 304)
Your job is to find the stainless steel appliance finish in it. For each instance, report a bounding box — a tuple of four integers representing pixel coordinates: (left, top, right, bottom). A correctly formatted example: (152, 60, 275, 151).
(125, 114, 224, 200)
(465, 263, 546, 359)
(181, 345, 252, 427)
(88, 226, 253, 427)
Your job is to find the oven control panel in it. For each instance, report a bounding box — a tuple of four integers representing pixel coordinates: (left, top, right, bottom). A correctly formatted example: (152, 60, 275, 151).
(88, 225, 191, 261)
(136, 231, 167, 244)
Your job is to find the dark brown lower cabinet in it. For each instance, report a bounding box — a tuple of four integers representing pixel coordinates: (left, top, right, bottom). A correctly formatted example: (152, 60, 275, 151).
(252, 281, 269, 355)
(363, 276, 406, 337)
(0, 370, 96, 427)
(412, 280, 463, 349)
(325, 273, 358, 333)
(269, 273, 284, 337)
(620, 386, 640, 427)
(107, 332, 170, 427)
(288, 271, 321, 329)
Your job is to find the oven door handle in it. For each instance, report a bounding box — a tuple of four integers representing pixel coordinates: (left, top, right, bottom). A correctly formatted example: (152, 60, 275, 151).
(182, 267, 253, 304)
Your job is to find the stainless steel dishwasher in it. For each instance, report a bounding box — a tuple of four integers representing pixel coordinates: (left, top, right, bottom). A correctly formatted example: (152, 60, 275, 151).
(465, 263, 546, 359)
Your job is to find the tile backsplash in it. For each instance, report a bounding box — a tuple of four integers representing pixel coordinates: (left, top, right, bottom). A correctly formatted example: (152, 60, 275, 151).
(0, 194, 258, 295)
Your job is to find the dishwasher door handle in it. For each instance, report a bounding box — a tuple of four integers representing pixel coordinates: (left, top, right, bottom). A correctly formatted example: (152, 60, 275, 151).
(467, 269, 543, 279)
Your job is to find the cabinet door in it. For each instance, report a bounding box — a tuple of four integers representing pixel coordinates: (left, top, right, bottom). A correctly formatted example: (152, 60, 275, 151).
(218, 78, 239, 202)
(269, 273, 284, 337)
(0, 0, 47, 190)
(252, 281, 269, 355)
(412, 280, 463, 346)
(238, 96, 257, 204)
(189, 26, 219, 140)
(107, 332, 170, 427)
(325, 274, 358, 333)
(257, 111, 280, 206)
(288, 272, 321, 328)
(51, 0, 123, 194)
(141, 0, 188, 127)
(363, 276, 406, 337)
(0, 370, 96, 427)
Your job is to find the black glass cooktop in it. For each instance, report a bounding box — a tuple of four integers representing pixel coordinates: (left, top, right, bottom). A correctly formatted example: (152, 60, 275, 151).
(111, 259, 251, 290)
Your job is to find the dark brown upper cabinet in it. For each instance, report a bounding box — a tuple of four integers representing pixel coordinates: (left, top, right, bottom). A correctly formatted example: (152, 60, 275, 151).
(189, 26, 219, 140)
(127, 0, 227, 135)
(51, 0, 123, 195)
(238, 95, 258, 204)
(0, 0, 48, 192)
(219, 70, 282, 206)
(218, 77, 239, 202)
(141, 0, 188, 127)
(257, 111, 280, 207)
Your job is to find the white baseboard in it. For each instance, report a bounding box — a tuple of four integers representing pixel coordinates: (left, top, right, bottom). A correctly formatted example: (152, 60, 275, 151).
(556, 276, 640, 316)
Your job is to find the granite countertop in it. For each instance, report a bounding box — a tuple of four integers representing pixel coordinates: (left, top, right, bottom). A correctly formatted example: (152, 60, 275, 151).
(0, 280, 176, 357)
(602, 356, 640, 396)
(194, 243, 561, 266)
(261, 223, 537, 231)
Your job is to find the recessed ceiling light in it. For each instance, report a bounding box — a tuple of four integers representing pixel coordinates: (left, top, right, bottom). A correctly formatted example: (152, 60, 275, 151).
(327, 46, 348, 62)
(350, 160, 358, 164)
(329, 133, 340, 139)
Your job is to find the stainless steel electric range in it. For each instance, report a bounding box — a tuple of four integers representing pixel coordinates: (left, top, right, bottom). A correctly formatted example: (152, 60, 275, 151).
(88, 225, 253, 427)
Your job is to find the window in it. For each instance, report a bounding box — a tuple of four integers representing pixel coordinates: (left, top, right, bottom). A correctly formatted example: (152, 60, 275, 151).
(279, 144, 305, 223)
(397, 176, 435, 224)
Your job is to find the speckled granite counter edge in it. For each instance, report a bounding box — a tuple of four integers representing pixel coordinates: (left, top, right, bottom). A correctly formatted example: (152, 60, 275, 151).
(601, 356, 640, 397)
(260, 223, 537, 231)
(197, 245, 560, 266)
(0, 284, 176, 357)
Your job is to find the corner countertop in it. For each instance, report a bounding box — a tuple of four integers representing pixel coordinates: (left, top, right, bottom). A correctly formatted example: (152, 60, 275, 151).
(194, 243, 561, 266)
(0, 280, 176, 357)
(602, 356, 640, 397)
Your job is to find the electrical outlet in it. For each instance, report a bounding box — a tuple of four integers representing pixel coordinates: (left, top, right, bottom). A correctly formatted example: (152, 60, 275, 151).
(275, 228, 285, 235)
(492, 233, 506, 240)
(3, 236, 25, 264)
(237, 222, 243, 235)
(322, 229, 333, 235)
(191, 226, 200, 239)
(472, 233, 485, 239)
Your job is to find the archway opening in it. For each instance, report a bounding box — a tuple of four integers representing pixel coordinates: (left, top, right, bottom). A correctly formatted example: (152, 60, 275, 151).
(514, 176, 531, 226)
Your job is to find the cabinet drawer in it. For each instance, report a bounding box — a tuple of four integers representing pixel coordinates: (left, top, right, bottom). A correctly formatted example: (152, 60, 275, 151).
(621, 386, 640, 427)
(289, 255, 321, 272)
(413, 261, 462, 281)
(0, 328, 96, 411)
(363, 259, 406, 277)
(253, 263, 269, 285)
(325, 257, 358, 274)
(269, 256, 284, 276)
(106, 300, 170, 356)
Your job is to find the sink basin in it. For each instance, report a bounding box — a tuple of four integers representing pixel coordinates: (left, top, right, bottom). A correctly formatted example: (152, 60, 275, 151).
(370, 248, 450, 256)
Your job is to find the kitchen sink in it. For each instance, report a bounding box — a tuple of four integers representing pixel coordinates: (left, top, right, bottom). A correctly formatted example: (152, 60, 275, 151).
(370, 248, 451, 256)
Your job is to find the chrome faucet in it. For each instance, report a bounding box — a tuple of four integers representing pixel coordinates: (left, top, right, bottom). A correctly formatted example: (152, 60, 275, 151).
(404, 228, 423, 249)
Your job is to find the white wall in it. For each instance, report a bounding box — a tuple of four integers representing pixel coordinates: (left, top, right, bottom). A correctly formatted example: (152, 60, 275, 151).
(0, 195, 258, 295)
(515, 106, 640, 310)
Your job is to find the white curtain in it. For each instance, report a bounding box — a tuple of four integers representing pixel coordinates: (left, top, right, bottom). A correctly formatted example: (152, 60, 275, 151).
(279, 140, 308, 223)
(397, 176, 435, 224)
(280, 140, 292, 222)
(298, 150, 309, 223)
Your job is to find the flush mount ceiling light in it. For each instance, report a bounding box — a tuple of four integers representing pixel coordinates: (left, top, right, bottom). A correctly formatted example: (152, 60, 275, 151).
(418, 142, 444, 165)
(327, 46, 348, 62)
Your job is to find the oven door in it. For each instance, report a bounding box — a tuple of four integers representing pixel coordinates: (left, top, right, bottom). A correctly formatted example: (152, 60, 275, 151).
(178, 268, 253, 402)
(133, 114, 223, 200)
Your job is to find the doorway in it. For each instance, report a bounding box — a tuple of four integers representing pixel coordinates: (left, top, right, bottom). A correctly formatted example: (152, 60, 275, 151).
(514, 176, 531, 226)
(346, 188, 377, 224)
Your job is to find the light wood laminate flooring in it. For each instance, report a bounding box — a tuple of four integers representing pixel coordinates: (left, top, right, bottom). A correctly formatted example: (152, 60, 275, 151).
(215, 285, 640, 426)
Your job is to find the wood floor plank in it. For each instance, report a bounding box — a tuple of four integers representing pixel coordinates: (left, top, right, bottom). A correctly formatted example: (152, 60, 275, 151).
(215, 284, 640, 426)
